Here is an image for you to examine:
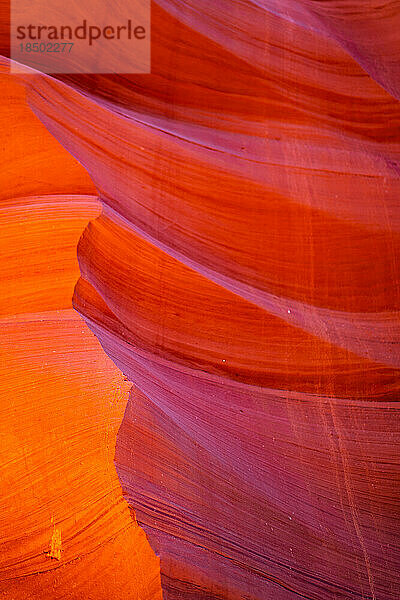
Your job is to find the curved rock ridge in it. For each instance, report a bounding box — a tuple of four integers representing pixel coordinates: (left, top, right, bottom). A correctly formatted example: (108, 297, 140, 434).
(2, 0, 400, 598)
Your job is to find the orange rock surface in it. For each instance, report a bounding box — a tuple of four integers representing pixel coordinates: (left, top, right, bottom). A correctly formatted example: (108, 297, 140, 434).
(0, 73, 161, 599)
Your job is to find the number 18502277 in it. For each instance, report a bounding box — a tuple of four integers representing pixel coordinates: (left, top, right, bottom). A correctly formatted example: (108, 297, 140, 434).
(19, 42, 74, 53)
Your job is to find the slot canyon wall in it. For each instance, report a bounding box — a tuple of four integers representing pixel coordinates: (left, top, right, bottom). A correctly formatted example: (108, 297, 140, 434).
(1, 1, 400, 599)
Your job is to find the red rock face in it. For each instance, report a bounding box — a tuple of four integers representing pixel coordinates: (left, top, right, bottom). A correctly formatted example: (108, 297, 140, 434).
(2, 0, 400, 598)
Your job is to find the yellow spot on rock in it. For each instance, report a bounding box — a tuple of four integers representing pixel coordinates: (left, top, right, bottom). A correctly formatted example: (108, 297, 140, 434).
(46, 523, 62, 560)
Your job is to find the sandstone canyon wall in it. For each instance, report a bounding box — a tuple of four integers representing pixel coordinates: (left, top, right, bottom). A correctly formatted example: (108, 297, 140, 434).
(1, 1, 400, 599)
